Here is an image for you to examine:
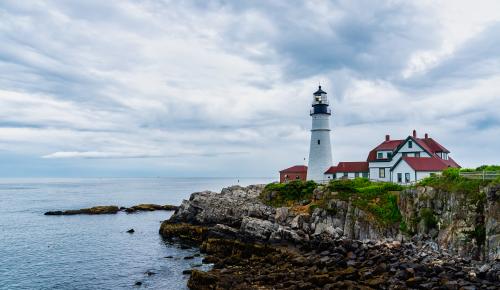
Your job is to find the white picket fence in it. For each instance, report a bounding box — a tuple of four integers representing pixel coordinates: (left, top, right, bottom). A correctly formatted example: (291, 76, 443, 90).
(459, 171, 500, 180)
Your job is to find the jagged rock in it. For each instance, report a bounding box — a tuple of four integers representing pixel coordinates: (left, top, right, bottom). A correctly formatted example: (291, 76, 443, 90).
(400, 185, 500, 262)
(169, 185, 274, 227)
(274, 207, 289, 224)
(485, 185, 500, 261)
(240, 217, 277, 240)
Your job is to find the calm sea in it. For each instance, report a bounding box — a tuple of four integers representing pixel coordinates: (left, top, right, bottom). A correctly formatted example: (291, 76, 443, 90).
(0, 177, 273, 290)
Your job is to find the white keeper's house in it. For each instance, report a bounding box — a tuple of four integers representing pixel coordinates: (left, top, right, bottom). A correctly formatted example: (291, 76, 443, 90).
(324, 130, 461, 183)
(279, 86, 461, 184)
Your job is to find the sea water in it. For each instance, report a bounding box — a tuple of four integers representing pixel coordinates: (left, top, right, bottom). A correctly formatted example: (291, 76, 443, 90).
(0, 177, 273, 290)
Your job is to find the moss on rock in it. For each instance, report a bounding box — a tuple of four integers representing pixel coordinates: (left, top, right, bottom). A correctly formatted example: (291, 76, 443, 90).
(159, 222, 208, 244)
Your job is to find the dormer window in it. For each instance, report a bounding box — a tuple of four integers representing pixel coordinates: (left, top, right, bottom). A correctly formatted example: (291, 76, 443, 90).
(377, 152, 383, 159)
(387, 152, 392, 159)
(408, 141, 413, 148)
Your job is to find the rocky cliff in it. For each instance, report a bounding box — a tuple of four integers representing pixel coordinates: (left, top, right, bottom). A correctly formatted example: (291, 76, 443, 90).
(399, 184, 499, 262)
(160, 184, 499, 289)
(163, 184, 498, 262)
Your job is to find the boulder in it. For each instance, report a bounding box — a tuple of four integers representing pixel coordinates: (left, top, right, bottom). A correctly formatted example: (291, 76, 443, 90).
(240, 217, 277, 240)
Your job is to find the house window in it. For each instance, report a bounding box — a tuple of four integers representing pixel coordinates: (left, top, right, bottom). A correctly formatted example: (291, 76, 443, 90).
(377, 152, 383, 159)
(415, 152, 420, 158)
(362, 172, 368, 178)
(332, 173, 336, 179)
(397, 173, 402, 183)
(379, 168, 386, 178)
(355, 172, 359, 178)
(295, 175, 300, 180)
(408, 141, 413, 148)
(317, 139, 320, 145)
(402, 152, 408, 157)
(343, 172, 348, 178)
(405, 173, 411, 183)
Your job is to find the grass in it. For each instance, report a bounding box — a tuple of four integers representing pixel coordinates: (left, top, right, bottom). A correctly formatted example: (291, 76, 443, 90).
(418, 168, 490, 204)
(261, 178, 404, 226)
(260, 180, 317, 207)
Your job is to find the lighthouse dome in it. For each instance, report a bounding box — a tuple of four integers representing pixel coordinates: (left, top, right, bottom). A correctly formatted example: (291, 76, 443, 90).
(313, 85, 327, 96)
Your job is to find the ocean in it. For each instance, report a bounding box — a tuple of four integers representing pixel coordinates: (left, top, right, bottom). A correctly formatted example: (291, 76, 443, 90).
(0, 177, 273, 290)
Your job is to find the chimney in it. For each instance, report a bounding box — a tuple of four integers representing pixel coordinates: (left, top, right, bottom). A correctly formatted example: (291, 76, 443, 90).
(385, 134, 390, 141)
(412, 129, 417, 138)
(425, 133, 428, 139)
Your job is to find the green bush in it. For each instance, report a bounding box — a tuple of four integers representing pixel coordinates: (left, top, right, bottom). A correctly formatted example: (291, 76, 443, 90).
(475, 165, 500, 171)
(442, 167, 461, 180)
(261, 180, 317, 207)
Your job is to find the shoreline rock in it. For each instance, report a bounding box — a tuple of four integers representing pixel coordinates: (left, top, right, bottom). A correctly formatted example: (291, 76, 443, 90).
(44, 204, 178, 216)
(160, 184, 499, 289)
(44, 205, 120, 215)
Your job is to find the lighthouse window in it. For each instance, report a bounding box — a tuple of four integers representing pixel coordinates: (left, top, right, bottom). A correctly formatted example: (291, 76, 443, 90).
(317, 140, 320, 145)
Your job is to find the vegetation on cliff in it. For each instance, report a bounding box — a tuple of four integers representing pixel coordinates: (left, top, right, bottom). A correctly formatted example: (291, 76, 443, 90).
(260, 178, 404, 226)
(325, 179, 403, 225)
(418, 168, 491, 203)
(260, 180, 317, 207)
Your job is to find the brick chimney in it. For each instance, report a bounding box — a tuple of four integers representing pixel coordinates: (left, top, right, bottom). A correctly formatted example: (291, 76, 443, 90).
(412, 129, 417, 138)
(385, 134, 390, 141)
(425, 133, 428, 139)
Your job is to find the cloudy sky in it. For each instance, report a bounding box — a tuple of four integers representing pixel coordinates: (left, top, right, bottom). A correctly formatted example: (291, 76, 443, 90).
(0, 0, 499, 177)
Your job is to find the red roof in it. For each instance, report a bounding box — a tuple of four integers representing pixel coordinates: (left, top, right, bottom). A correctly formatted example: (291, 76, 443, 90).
(325, 162, 369, 174)
(401, 156, 460, 171)
(367, 135, 451, 162)
(419, 138, 450, 153)
(367, 140, 403, 161)
(280, 165, 307, 173)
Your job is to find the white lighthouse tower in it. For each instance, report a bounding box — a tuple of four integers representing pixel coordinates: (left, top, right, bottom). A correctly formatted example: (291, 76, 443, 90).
(307, 86, 333, 181)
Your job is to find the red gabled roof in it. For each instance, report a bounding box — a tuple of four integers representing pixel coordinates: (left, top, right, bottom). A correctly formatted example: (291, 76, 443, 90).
(280, 165, 307, 173)
(325, 161, 369, 173)
(401, 156, 460, 171)
(440, 157, 460, 168)
(367, 140, 403, 162)
(419, 138, 450, 153)
(367, 134, 451, 162)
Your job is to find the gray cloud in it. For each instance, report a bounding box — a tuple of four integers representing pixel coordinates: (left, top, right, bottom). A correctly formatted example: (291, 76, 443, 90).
(0, 0, 499, 177)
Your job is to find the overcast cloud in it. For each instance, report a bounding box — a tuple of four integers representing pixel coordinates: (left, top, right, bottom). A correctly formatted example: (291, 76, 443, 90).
(0, 0, 499, 177)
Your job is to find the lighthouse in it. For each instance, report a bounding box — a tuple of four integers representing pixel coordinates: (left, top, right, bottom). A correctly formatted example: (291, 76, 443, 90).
(307, 86, 333, 181)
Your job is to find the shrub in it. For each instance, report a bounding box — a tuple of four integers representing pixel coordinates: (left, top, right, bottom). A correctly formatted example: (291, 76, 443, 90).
(475, 164, 500, 172)
(442, 167, 461, 180)
(260, 180, 317, 207)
